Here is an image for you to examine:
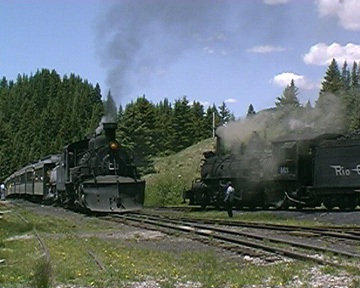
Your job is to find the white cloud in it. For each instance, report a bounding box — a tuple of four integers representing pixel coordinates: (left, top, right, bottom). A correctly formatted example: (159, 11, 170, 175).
(303, 42, 360, 65)
(188, 100, 211, 108)
(271, 72, 315, 89)
(317, 0, 360, 31)
(247, 45, 285, 54)
(225, 98, 237, 104)
(263, 0, 291, 5)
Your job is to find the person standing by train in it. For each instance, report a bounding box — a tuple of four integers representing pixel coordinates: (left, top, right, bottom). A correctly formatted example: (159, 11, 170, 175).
(0, 183, 5, 200)
(224, 181, 234, 217)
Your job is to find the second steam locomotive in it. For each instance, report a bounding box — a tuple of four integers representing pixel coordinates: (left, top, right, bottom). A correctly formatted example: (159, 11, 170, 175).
(184, 131, 360, 210)
(5, 122, 145, 212)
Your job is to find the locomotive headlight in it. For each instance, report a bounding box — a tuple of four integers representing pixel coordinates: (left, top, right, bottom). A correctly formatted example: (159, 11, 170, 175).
(109, 140, 119, 150)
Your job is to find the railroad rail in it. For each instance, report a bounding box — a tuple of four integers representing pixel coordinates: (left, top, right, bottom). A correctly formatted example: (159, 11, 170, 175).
(100, 211, 360, 267)
(148, 212, 360, 241)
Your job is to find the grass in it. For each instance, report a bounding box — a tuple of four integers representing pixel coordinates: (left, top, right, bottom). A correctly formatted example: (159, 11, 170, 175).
(30, 256, 53, 288)
(144, 138, 215, 207)
(0, 203, 360, 287)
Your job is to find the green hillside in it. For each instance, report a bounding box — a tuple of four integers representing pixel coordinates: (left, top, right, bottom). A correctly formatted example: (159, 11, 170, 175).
(144, 137, 215, 206)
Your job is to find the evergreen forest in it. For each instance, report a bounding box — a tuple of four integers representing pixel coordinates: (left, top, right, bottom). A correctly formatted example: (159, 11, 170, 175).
(1, 58, 360, 180)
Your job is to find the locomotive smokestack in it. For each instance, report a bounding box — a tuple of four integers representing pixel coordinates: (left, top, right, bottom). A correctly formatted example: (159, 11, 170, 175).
(103, 122, 117, 141)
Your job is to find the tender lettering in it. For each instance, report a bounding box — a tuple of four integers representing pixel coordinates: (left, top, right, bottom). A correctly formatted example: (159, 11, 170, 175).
(352, 165, 360, 175)
(331, 165, 360, 176)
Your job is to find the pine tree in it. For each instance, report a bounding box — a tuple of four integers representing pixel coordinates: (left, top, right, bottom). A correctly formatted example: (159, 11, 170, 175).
(341, 61, 350, 91)
(190, 101, 207, 143)
(275, 79, 300, 109)
(351, 61, 359, 89)
(347, 88, 360, 130)
(316, 59, 348, 133)
(171, 96, 193, 151)
(218, 102, 231, 124)
(305, 100, 312, 109)
(246, 104, 256, 118)
(154, 98, 174, 154)
(320, 58, 342, 94)
(117, 95, 156, 172)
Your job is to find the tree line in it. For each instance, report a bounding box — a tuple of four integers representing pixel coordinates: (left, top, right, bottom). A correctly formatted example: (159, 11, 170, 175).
(0, 58, 359, 179)
(116, 95, 235, 171)
(246, 58, 360, 139)
(0, 69, 104, 179)
(0, 69, 234, 179)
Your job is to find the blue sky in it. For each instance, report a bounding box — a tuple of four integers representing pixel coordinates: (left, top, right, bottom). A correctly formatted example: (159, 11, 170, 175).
(2, 0, 360, 117)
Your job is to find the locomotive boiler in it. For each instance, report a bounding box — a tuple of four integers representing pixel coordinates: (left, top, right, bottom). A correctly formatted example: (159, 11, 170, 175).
(5, 122, 145, 212)
(184, 131, 360, 210)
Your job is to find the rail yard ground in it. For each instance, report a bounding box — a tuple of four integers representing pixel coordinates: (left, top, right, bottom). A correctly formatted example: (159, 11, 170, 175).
(1, 200, 360, 288)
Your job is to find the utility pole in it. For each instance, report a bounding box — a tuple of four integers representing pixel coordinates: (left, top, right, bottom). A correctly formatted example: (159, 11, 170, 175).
(212, 111, 215, 138)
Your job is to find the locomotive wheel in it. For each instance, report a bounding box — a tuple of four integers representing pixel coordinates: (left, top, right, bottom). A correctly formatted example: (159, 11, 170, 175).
(323, 197, 336, 210)
(339, 196, 357, 210)
(200, 193, 209, 210)
(215, 195, 222, 210)
(279, 198, 289, 210)
(296, 205, 303, 210)
(262, 194, 269, 209)
(201, 203, 207, 210)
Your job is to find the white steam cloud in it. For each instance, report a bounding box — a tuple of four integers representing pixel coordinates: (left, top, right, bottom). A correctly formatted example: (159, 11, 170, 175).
(217, 93, 346, 154)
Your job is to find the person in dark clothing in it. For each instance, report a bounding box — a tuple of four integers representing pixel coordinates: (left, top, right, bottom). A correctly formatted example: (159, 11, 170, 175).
(224, 181, 234, 217)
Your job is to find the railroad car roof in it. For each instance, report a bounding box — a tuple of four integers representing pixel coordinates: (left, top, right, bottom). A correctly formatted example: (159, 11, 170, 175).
(4, 154, 60, 183)
(319, 138, 360, 148)
(272, 132, 341, 143)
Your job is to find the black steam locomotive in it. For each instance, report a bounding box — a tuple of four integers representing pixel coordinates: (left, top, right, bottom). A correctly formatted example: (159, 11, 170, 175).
(184, 131, 360, 210)
(5, 122, 145, 212)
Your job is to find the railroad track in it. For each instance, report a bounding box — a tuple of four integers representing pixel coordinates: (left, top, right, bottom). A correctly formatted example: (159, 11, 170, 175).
(100, 211, 360, 267)
(154, 214, 360, 241)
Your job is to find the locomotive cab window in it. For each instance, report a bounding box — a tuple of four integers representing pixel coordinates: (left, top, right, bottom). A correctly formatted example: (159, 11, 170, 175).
(273, 141, 297, 176)
(282, 142, 296, 160)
